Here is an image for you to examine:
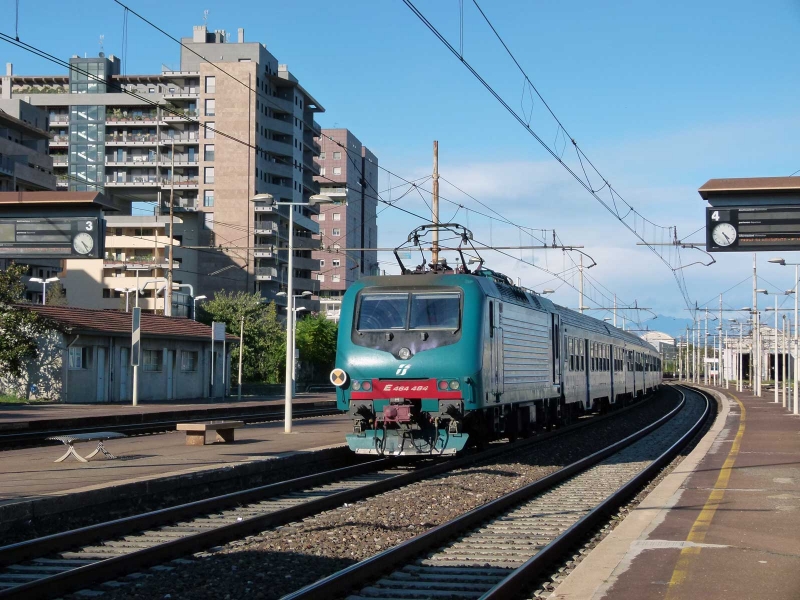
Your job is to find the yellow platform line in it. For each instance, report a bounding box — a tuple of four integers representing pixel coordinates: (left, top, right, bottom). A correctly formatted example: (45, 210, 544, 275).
(665, 391, 746, 599)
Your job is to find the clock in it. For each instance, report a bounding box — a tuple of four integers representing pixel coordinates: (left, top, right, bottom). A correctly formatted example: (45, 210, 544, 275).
(712, 223, 737, 247)
(73, 232, 95, 255)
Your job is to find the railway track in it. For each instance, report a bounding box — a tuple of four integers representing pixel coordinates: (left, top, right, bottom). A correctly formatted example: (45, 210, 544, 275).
(0, 388, 680, 600)
(284, 385, 711, 600)
(0, 404, 338, 449)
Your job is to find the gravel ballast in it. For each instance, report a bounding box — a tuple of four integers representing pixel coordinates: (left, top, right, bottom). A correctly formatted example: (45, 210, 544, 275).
(88, 388, 683, 600)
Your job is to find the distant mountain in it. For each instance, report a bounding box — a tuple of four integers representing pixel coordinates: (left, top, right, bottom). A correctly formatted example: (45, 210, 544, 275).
(637, 315, 694, 339)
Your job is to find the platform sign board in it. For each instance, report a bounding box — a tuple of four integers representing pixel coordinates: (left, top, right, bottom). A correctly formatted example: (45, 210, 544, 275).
(131, 307, 141, 367)
(0, 216, 103, 259)
(706, 206, 800, 253)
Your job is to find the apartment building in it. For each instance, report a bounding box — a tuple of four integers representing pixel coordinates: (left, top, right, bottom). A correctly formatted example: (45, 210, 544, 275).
(312, 129, 378, 321)
(1, 24, 324, 311)
(60, 214, 199, 316)
(0, 97, 61, 302)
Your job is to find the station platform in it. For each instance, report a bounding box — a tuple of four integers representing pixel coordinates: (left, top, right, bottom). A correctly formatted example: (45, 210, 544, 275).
(552, 384, 800, 600)
(0, 392, 335, 434)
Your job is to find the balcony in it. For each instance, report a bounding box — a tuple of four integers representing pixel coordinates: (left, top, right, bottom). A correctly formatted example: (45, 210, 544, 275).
(49, 115, 69, 126)
(105, 234, 175, 249)
(292, 256, 321, 272)
(0, 156, 13, 176)
(56, 178, 68, 189)
(162, 89, 199, 100)
(159, 134, 199, 146)
(268, 117, 294, 136)
(106, 114, 159, 125)
(161, 109, 199, 122)
(51, 155, 68, 167)
(302, 171, 319, 193)
(50, 135, 69, 147)
(253, 244, 288, 260)
(293, 276, 320, 294)
(291, 236, 322, 251)
(105, 156, 158, 167)
(255, 267, 286, 283)
(302, 132, 321, 154)
(105, 176, 160, 187)
(254, 222, 288, 239)
(318, 186, 347, 198)
(105, 133, 159, 146)
(104, 258, 175, 270)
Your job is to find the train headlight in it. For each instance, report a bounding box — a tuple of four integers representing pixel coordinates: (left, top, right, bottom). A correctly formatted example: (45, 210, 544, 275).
(362, 380, 372, 391)
(399, 347, 411, 360)
(449, 380, 460, 390)
(352, 380, 362, 391)
(438, 380, 449, 391)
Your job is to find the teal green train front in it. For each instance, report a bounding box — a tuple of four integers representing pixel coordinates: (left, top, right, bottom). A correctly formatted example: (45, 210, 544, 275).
(332, 274, 485, 456)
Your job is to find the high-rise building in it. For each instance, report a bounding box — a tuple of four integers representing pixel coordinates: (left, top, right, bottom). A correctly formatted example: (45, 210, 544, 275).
(1, 24, 324, 311)
(312, 129, 378, 321)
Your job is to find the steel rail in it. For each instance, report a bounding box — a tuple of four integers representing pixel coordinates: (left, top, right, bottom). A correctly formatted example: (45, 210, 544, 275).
(282, 385, 706, 600)
(0, 390, 670, 600)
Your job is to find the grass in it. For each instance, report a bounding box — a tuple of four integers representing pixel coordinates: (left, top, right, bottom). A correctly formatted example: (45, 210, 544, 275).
(0, 394, 28, 404)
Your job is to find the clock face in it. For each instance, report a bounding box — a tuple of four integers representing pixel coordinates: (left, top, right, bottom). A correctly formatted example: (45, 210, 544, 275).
(712, 223, 737, 247)
(73, 232, 95, 255)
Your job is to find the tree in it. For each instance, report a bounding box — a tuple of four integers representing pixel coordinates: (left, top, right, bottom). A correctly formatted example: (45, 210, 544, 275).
(198, 291, 286, 383)
(46, 281, 68, 306)
(0, 263, 44, 378)
(296, 313, 338, 383)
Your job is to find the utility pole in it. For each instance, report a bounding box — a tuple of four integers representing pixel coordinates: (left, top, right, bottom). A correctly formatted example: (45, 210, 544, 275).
(579, 254, 584, 314)
(166, 139, 175, 317)
(431, 140, 440, 267)
(719, 294, 723, 386)
(238, 315, 244, 402)
(753, 254, 760, 396)
(705, 308, 709, 385)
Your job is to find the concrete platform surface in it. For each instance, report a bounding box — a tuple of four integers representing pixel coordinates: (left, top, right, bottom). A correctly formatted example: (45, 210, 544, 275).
(0, 393, 335, 427)
(552, 385, 800, 600)
(0, 413, 350, 507)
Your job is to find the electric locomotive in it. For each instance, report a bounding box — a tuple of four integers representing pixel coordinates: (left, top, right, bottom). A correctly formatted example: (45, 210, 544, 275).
(330, 224, 662, 456)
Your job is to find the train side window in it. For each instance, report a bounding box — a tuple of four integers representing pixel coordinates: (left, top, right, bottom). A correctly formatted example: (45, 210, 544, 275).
(489, 301, 494, 338)
(569, 338, 574, 371)
(580, 341, 585, 371)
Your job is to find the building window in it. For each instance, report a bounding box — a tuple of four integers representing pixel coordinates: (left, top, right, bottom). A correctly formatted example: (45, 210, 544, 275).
(68, 347, 87, 370)
(181, 350, 198, 372)
(332, 274, 341, 283)
(205, 76, 216, 93)
(333, 152, 341, 160)
(143, 349, 163, 372)
(318, 213, 325, 221)
(204, 213, 215, 230)
(318, 274, 325, 282)
(333, 167, 342, 175)
(204, 144, 215, 161)
(319, 167, 326, 176)
(333, 213, 341, 221)
(204, 122, 215, 139)
(204, 190, 215, 207)
(332, 259, 341, 267)
(204, 99, 216, 116)
(319, 259, 325, 267)
(319, 152, 326, 159)
(332, 228, 341, 236)
(204, 167, 215, 184)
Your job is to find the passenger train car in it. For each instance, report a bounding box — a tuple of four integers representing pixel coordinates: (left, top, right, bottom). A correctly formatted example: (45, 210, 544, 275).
(330, 268, 662, 456)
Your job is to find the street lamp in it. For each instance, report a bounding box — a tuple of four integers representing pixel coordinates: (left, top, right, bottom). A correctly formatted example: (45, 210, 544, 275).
(193, 295, 207, 321)
(769, 257, 800, 415)
(253, 192, 333, 433)
(114, 287, 137, 312)
(277, 290, 313, 397)
(30, 276, 59, 305)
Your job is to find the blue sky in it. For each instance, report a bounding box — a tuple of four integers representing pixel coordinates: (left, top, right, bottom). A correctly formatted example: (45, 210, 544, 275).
(3, 0, 800, 328)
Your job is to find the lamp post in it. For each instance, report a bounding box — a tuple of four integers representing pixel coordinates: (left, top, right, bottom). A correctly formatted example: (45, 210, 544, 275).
(252, 193, 333, 434)
(193, 295, 207, 321)
(762, 289, 793, 403)
(114, 287, 136, 312)
(277, 290, 312, 397)
(29, 276, 59, 305)
(768, 258, 800, 414)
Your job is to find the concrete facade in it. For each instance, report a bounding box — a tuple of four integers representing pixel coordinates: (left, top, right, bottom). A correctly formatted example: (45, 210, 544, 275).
(2, 24, 325, 313)
(312, 129, 378, 321)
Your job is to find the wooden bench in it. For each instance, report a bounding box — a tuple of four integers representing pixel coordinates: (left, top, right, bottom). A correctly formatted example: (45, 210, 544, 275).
(176, 421, 244, 446)
(46, 432, 126, 463)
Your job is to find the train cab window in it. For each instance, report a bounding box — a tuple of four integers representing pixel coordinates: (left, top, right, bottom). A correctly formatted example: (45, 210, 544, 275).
(357, 293, 409, 330)
(409, 293, 460, 330)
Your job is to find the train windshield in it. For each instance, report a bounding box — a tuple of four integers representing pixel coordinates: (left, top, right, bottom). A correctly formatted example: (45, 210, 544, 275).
(357, 292, 461, 331)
